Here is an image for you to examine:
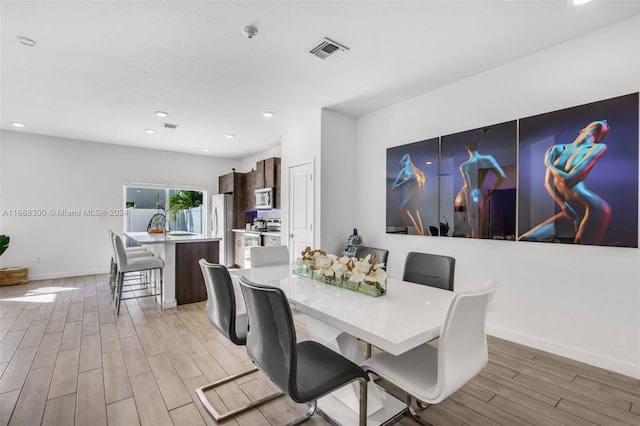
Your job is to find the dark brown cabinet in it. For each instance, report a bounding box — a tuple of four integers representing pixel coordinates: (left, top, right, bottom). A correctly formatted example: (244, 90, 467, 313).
(218, 171, 243, 194)
(218, 171, 246, 229)
(244, 170, 256, 211)
(175, 241, 219, 305)
(255, 161, 265, 189)
(256, 157, 281, 208)
(217, 157, 281, 224)
(264, 157, 280, 188)
(274, 160, 281, 209)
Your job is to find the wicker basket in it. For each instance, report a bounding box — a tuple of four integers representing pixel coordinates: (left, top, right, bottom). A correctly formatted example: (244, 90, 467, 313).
(0, 266, 28, 286)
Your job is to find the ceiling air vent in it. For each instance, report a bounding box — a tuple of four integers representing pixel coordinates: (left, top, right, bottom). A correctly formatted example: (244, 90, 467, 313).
(163, 123, 178, 129)
(309, 38, 349, 61)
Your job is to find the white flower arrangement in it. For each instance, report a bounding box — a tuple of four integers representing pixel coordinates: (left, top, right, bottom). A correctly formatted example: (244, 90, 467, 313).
(293, 247, 387, 296)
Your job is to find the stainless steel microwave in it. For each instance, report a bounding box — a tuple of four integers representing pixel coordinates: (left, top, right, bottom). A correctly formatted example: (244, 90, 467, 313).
(255, 187, 275, 210)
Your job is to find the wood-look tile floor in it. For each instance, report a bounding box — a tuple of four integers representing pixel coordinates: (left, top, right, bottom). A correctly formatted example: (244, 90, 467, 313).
(1, 275, 639, 426)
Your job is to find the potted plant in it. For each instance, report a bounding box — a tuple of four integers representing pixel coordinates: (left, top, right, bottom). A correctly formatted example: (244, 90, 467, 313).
(439, 216, 450, 236)
(0, 235, 29, 286)
(168, 190, 203, 231)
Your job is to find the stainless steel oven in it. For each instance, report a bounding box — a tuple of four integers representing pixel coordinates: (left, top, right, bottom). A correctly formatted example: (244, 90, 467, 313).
(244, 232, 261, 268)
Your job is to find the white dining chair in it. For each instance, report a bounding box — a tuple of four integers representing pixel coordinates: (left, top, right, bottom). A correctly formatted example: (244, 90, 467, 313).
(113, 235, 164, 315)
(361, 280, 497, 423)
(249, 245, 289, 267)
(108, 230, 153, 298)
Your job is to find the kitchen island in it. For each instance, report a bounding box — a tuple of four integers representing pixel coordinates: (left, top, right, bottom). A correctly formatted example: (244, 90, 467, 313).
(125, 232, 220, 308)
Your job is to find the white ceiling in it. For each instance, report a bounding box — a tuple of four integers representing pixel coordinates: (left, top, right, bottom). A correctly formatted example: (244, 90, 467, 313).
(2, 1, 638, 159)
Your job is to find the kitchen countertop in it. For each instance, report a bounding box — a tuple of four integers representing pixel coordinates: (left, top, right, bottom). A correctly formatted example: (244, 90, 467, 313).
(232, 229, 281, 237)
(261, 231, 282, 237)
(125, 231, 221, 245)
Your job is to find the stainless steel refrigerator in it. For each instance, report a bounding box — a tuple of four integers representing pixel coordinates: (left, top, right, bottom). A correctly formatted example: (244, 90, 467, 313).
(210, 194, 233, 267)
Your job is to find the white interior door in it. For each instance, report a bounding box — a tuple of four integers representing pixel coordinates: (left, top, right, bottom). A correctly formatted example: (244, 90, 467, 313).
(288, 162, 314, 260)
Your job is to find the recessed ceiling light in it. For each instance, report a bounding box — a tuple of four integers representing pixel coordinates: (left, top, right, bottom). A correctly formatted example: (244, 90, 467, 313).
(262, 111, 274, 118)
(572, 0, 592, 5)
(155, 111, 169, 117)
(11, 121, 25, 128)
(144, 129, 155, 134)
(202, 148, 210, 152)
(17, 36, 36, 47)
(225, 134, 235, 139)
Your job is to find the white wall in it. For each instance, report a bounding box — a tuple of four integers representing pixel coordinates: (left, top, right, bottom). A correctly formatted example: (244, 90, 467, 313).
(280, 109, 321, 250)
(239, 145, 281, 173)
(351, 17, 640, 378)
(320, 109, 357, 254)
(0, 130, 239, 279)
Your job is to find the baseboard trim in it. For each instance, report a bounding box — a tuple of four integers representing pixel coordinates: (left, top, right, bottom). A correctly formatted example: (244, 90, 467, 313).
(163, 299, 177, 309)
(488, 325, 640, 379)
(28, 268, 109, 281)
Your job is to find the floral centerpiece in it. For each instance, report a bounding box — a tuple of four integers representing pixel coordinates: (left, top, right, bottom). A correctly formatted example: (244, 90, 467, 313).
(292, 247, 387, 297)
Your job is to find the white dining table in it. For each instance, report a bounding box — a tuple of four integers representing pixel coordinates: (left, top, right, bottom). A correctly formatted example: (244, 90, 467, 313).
(231, 264, 455, 426)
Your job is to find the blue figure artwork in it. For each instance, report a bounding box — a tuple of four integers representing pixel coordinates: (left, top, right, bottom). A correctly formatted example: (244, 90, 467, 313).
(392, 153, 427, 235)
(519, 120, 611, 245)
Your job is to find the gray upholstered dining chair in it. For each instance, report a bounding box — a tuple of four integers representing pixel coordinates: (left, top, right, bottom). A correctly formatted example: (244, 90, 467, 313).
(403, 252, 455, 291)
(250, 245, 289, 267)
(353, 246, 389, 270)
(354, 246, 390, 357)
(368, 252, 453, 359)
(196, 259, 283, 422)
(239, 275, 369, 425)
(362, 281, 497, 424)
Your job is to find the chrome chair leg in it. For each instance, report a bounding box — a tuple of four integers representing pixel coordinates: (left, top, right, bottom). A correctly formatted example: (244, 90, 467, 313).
(407, 394, 434, 426)
(115, 267, 163, 315)
(286, 400, 317, 426)
(359, 377, 368, 426)
(286, 377, 368, 426)
(196, 367, 284, 423)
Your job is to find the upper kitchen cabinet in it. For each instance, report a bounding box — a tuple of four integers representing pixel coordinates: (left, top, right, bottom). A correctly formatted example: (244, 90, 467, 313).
(274, 160, 281, 209)
(253, 157, 280, 189)
(263, 157, 280, 188)
(244, 169, 257, 211)
(255, 157, 281, 208)
(218, 171, 246, 229)
(218, 171, 244, 194)
(255, 160, 265, 189)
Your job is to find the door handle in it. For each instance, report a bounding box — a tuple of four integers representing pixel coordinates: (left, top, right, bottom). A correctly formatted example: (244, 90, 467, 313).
(289, 233, 294, 238)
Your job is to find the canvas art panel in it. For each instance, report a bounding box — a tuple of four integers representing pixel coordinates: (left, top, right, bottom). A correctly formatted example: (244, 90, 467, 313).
(386, 138, 439, 236)
(440, 121, 517, 240)
(518, 92, 638, 248)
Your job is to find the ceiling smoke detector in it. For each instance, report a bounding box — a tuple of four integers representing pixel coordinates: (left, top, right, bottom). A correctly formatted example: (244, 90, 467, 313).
(17, 36, 36, 47)
(309, 37, 349, 60)
(243, 26, 258, 39)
